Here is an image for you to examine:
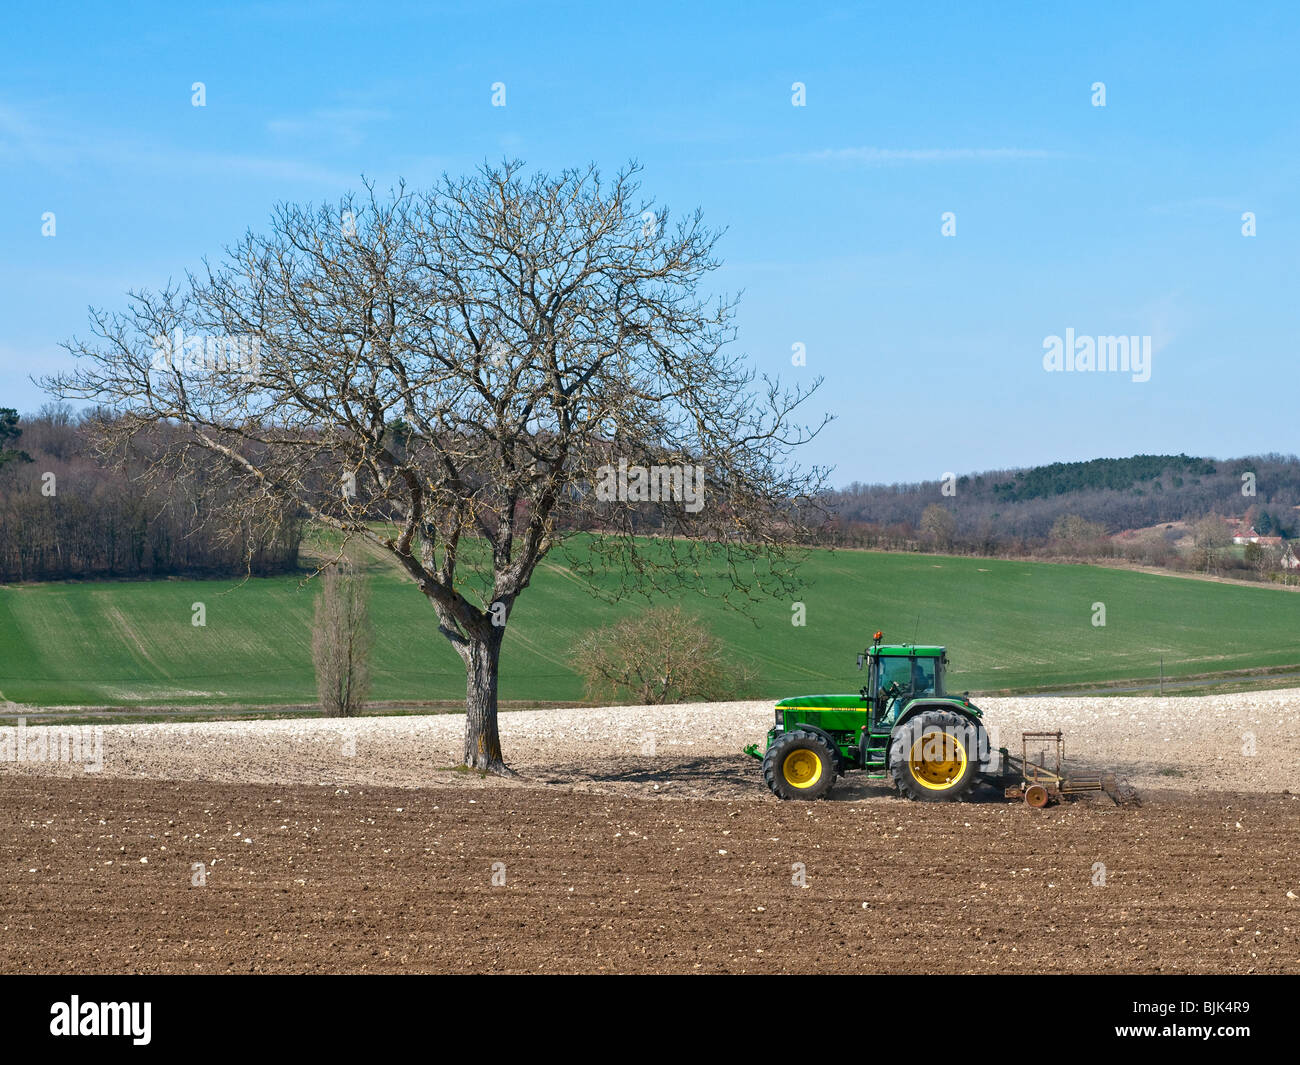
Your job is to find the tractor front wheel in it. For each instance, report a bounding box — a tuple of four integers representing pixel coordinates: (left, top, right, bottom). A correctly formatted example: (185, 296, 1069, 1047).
(888, 711, 982, 802)
(762, 730, 838, 801)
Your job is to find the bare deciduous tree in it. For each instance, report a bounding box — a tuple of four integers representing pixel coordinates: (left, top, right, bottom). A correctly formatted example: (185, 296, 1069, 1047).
(48, 160, 828, 772)
(1245, 540, 1279, 580)
(919, 503, 956, 550)
(312, 561, 371, 716)
(570, 606, 755, 705)
(1192, 514, 1232, 574)
(1049, 513, 1108, 555)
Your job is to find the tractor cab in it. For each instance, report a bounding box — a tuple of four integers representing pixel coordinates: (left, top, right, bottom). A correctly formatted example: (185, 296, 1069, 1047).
(860, 637, 947, 728)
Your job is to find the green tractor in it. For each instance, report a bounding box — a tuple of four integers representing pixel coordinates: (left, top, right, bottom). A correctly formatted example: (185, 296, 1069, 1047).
(745, 631, 998, 801)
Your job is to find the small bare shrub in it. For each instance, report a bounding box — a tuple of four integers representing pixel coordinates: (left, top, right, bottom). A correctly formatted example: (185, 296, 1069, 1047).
(570, 606, 756, 705)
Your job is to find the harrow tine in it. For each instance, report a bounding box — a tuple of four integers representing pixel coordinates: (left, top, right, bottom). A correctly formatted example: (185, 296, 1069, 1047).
(1102, 772, 1141, 806)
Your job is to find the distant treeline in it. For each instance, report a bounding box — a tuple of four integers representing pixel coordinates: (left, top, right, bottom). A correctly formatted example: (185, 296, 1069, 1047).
(990, 454, 1220, 502)
(824, 454, 1300, 546)
(0, 407, 302, 582)
(4, 406, 1298, 583)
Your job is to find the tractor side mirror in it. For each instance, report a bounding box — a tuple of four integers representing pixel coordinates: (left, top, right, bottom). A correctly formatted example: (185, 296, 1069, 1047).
(856, 654, 864, 671)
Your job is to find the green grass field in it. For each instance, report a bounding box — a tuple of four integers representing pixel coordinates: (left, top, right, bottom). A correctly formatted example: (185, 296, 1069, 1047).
(2, 537, 1299, 707)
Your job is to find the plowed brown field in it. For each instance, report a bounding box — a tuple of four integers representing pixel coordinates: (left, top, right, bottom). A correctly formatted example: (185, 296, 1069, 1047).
(2, 774, 1297, 974)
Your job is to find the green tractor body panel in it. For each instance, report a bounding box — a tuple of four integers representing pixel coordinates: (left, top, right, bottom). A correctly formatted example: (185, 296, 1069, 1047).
(752, 641, 994, 785)
(774, 694, 868, 710)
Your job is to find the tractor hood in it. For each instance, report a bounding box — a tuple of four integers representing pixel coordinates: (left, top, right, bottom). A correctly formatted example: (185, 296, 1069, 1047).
(775, 694, 868, 710)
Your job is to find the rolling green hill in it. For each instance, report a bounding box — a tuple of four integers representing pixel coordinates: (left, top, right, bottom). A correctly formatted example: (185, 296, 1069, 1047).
(2, 536, 1299, 707)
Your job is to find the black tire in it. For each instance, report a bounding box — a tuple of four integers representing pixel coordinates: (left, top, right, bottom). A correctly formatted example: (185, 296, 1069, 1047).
(762, 730, 838, 801)
(888, 710, 983, 802)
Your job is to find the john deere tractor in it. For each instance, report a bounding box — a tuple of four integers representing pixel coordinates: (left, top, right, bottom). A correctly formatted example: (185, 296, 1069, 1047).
(745, 631, 997, 801)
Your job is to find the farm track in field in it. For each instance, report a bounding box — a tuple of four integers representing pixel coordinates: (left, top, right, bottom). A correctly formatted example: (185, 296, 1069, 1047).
(4, 690, 1298, 796)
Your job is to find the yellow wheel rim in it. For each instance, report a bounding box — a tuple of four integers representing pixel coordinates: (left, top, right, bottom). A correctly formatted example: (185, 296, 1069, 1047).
(783, 748, 823, 789)
(908, 730, 967, 790)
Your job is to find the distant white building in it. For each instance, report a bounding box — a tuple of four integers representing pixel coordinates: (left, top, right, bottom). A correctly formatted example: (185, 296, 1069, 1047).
(1231, 521, 1260, 545)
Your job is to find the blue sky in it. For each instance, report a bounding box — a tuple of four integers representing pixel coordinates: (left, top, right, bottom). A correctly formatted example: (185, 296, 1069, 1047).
(2, 1, 1296, 483)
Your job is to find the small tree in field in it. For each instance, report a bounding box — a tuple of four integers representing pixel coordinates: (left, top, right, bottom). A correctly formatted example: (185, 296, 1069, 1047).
(49, 161, 828, 772)
(312, 562, 371, 716)
(571, 606, 755, 705)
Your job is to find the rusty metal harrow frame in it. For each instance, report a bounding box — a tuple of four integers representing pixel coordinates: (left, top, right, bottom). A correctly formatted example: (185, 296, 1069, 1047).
(1001, 731, 1139, 808)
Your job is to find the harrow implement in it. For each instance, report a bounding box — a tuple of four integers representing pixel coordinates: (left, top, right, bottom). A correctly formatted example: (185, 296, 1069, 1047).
(1001, 730, 1140, 808)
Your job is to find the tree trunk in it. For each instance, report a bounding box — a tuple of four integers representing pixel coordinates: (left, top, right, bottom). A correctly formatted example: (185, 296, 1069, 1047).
(462, 630, 509, 773)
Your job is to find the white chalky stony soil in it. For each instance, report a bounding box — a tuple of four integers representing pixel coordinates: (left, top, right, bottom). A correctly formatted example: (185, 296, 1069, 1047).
(1, 690, 1297, 799)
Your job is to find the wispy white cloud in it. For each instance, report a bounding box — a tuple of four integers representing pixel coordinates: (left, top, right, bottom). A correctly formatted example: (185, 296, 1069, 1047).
(266, 107, 391, 148)
(787, 146, 1066, 164)
(0, 100, 354, 187)
(1148, 196, 1244, 215)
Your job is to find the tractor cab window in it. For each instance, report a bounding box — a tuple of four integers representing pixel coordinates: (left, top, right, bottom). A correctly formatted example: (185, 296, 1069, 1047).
(878, 656, 912, 693)
(878, 656, 936, 695)
(912, 658, 936, 695)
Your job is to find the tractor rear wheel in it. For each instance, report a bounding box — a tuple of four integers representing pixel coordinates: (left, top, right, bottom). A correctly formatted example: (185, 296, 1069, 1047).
(763, 730, 838, 801)
(888, 711, 982, 802)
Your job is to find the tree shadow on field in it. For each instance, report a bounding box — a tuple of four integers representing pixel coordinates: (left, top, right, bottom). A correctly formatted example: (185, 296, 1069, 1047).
(531, 754, 766, 799)
(528, 754, 973, 803)
(526, 753, 1143, 805)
